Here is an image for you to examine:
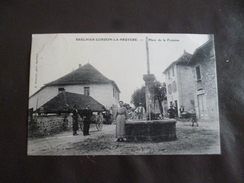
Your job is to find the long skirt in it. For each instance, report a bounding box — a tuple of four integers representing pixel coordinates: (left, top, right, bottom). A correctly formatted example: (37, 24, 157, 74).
(115, 114, 126, 138)
(72, 118, 79, 131)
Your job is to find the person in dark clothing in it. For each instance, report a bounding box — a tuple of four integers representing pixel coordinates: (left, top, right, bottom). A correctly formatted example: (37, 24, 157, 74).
(82, 104, 93, 136)
(179, 105, 184, 118)
(72, 105, 79, 135)
(167, 106, 175, 119)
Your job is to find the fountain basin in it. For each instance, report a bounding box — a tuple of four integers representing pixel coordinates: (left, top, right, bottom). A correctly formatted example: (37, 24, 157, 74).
(125, 119, 177, 142)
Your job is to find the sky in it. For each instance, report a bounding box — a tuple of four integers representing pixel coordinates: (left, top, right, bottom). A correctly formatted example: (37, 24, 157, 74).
(29, 33, 209, 104)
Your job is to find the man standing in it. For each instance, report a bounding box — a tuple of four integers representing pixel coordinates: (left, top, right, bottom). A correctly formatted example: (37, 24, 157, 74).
(135, 103, 145, 120)
(72, 105, 79, 136)
(179, 105, 184, 118)
(167, 106, 175, 119)
(82, 104, 93, 136)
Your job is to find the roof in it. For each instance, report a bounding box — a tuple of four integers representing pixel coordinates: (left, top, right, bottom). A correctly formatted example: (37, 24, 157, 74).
(187, 38, 214, 65)
(35, 92, 106, 113)
(162, 51, 192, 74)
(30, 63, 120, 98)
(29, 86, 46, 98)
(44, 63, 120, 92)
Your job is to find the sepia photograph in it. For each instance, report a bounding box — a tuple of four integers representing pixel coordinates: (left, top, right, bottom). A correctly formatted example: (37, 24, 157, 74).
(28, 33, 220, 155)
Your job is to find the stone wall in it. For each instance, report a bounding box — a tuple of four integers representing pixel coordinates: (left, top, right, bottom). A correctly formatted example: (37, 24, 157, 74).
(192, 56, 218, 120)
(28, 114, 73, 137)
(200, 57, 218, 120)
(125, 120, 177, 142)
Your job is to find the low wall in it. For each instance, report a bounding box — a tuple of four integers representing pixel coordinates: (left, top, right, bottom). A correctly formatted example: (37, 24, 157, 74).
(28, 115, 73, 137)
(125, 119, 177, 142)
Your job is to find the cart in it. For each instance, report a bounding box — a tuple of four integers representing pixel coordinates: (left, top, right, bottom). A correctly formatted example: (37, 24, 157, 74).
(102, 110, 114, 124)
(79, 114, 103, 131)
(181, 111, 198, 126)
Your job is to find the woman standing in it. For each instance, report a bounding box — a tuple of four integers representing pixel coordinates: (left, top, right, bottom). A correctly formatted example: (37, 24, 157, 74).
(72, 104, 79, 136)
(115, 101, 128, 142)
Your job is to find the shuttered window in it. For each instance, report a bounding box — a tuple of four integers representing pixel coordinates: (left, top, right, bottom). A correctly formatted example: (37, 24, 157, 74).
(172, 81, 177, 93)
(168, 84, 172, 94)
(196, 66, 201, 80)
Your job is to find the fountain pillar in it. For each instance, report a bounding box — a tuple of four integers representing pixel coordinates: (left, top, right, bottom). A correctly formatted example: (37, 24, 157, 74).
(143, 74, 155, 120)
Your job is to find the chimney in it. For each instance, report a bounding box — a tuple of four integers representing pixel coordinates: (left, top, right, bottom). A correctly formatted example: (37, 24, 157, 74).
(79, 64, 82, 68)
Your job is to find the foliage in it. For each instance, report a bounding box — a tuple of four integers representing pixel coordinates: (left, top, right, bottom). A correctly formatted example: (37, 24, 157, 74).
(130, 86, 146, 108)
(130, 81, 167, 114)
(152, 81, 167, 114)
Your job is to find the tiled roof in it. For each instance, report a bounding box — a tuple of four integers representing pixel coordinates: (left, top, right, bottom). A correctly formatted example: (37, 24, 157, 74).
(46, 63, 112, 85)
(163, 51, 192, 74)
(187, 38, 214, 65)
(35, 92, 105, 113)
(30, 63, 120, 98)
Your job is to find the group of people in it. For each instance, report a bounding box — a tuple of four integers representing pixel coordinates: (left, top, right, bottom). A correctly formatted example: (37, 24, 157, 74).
(72, 104, 92, 136)
(71, 100, 130, 141)
(71, 102, 189, 141)
(128, 103, 146, 120)
(167, 105, 185, 119)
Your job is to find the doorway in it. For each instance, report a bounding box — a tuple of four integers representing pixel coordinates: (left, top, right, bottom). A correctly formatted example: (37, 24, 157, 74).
(197, 94, 207, 119)
(174, 100, 178, 117)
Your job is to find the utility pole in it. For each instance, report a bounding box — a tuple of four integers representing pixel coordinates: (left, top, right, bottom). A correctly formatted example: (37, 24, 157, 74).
(143, 37, 155, 121)
(146, 37, 151, 121)
(146, 37, 150, 75)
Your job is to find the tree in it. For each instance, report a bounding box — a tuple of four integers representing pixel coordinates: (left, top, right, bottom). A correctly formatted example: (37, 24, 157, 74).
(131, 81, 167, 115)
(152, 81, 167, 115)
(130, 86, 146, 109)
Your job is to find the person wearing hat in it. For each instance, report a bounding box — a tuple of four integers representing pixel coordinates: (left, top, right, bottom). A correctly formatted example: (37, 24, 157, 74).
(179, 105, 185, 118)
(72, 104, 79, 136)
(167, 105, 175, 119)
(82, 104, 93, 136)
(135, 103, 145, 120)
(115, 101, 128, 142)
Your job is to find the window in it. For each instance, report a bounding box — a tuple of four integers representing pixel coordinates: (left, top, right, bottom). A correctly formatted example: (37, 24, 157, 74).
(172, 67, 174, 76)
(168, 70, 170, 79)
(168, 84, 172, 94)
(84, 87, 90, 95)
(58, 88, 65, 93)
(172, 81, 177, 93)
(196, 66, 201, 80)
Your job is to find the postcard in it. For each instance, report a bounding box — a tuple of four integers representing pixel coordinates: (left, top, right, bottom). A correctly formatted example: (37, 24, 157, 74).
(28, 33, 220, 155)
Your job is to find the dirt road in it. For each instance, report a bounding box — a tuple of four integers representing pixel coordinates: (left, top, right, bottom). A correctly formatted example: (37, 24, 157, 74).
(28, 120, 220, 155)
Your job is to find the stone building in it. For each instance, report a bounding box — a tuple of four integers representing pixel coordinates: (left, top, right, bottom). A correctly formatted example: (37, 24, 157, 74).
(163, 51, 195, 117)
(187, 37, 218, 120)
(29, 63, 120, 114)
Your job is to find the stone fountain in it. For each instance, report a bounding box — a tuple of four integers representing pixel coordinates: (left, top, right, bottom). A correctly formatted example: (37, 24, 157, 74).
(125, 37, 177, 142)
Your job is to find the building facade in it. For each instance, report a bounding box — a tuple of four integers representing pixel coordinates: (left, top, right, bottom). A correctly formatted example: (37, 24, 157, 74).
(187, 38, 218, 120)
(29, 63, 120, 113)
(163, 51, 195, 117)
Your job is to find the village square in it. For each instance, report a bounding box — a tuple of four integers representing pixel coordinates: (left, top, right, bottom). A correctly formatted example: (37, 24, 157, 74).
(28, 34, 220, 155)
